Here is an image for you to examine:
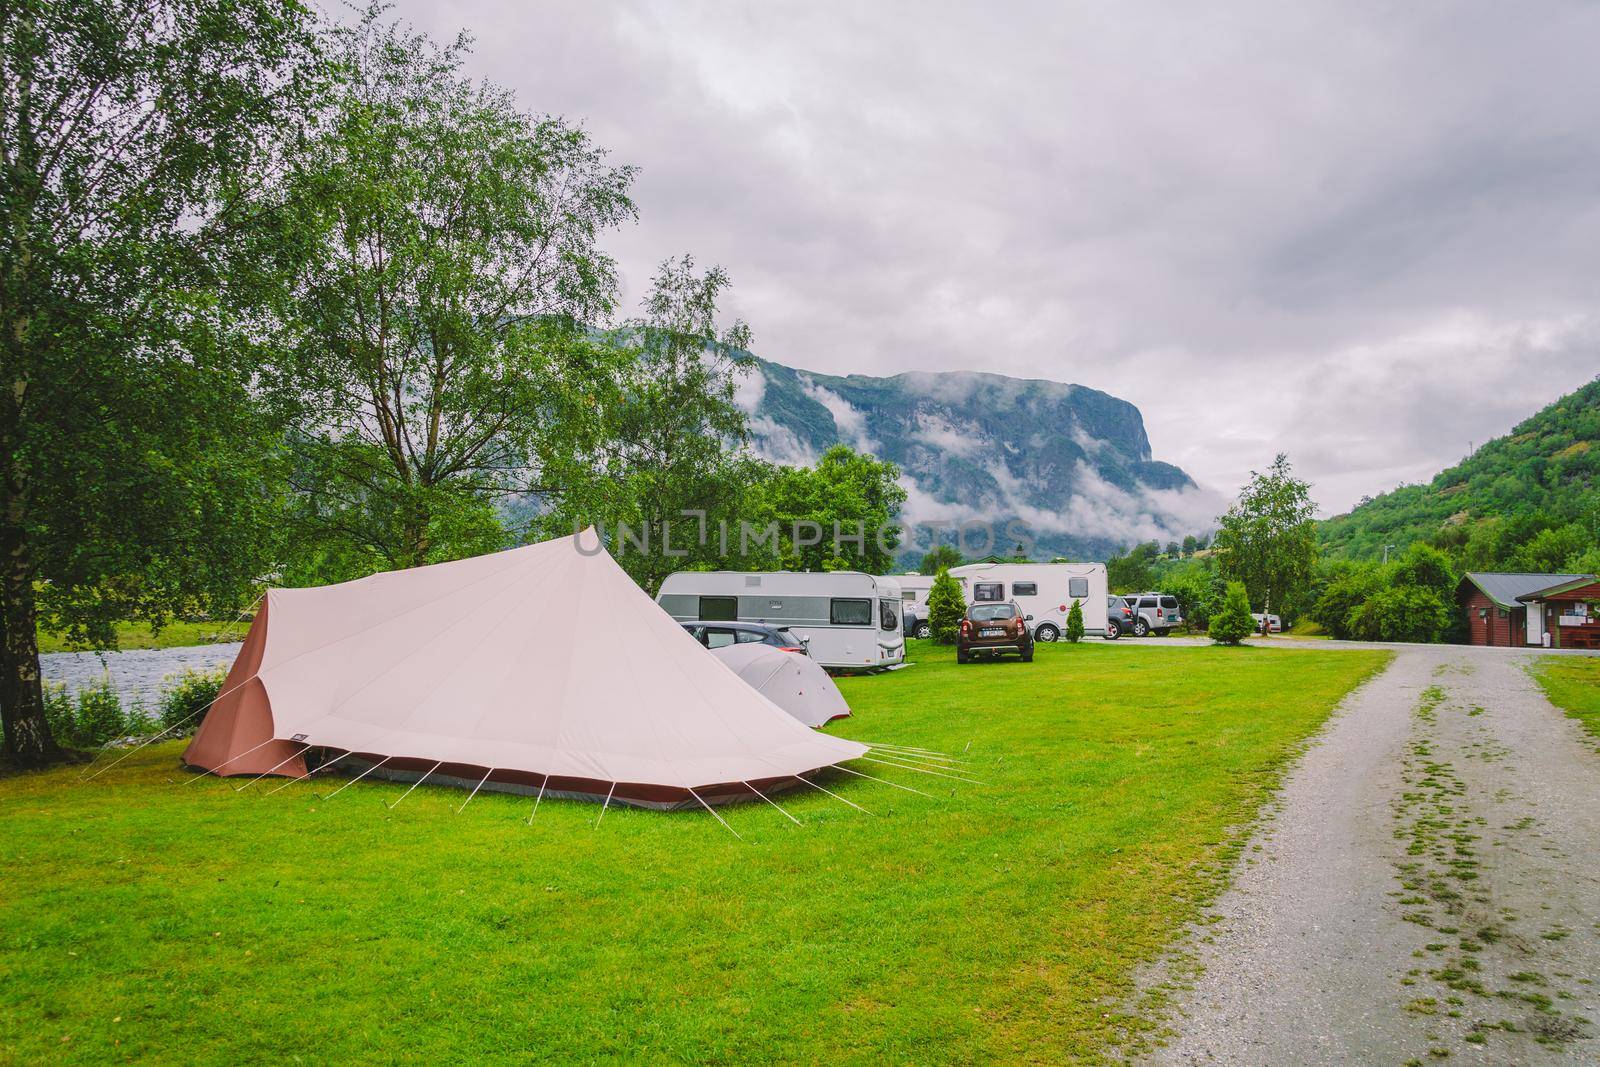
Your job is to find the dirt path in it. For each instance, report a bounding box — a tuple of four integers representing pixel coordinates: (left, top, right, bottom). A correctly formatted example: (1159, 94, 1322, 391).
(1146, 645, 1600, 1065)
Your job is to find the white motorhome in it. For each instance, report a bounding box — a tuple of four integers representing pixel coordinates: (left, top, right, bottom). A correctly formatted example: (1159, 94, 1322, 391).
(656, 571, 905, 670)
(888, 573, 936, 638)
(950, 562, 1111, 641)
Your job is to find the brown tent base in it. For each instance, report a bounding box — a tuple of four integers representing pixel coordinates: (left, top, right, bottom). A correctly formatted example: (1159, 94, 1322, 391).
(187, 750, 822, 811)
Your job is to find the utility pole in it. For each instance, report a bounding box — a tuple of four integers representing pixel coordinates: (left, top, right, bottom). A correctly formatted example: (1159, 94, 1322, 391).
(1382, 543, 1395, 564)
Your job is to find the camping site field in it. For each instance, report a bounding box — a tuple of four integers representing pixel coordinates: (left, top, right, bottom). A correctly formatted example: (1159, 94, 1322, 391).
(0, 641, 1388, 1062)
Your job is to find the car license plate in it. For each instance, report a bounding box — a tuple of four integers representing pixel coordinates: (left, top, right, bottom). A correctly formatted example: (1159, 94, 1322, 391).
(980, 627, 1003, 637)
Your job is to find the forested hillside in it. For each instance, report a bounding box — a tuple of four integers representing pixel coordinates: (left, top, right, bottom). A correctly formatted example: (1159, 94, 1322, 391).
(1320, 378, 1600, 562)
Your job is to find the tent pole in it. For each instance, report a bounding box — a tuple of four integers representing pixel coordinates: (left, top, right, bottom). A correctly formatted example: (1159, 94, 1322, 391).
(594, 781, 617, 827)
(833, 764, 934, 798)
(858, 755, 984, 784)
(386, 761, 443, 809)
(792, 774, 874, 816)
(686, 786, 742, 840)
(742, 781, 802, 826)
(525, 776, 548, 825)
(456, 767, 494, 813)
(180, 736, 282, 784)
(234, 746, 311, 791)
(319, 756, 392, 800)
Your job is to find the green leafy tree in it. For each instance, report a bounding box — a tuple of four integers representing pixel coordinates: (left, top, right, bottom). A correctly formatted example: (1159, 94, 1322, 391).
(1106, 548, 1154, 594)
(926, 568, 966, 644)
(1209, 581, 1254, 645)
(1214, 454, 1318, 629)
(1309, 561, 1385, 640)
(548, 256, 756, 592)
(741, 446, 907, 574)
(1065, 599, 1085, 642)
(279, 11, 636, 578)
(0, 0, 320, 766)
(919, 543, 963, 575)
(1181, 534, 1198, 557)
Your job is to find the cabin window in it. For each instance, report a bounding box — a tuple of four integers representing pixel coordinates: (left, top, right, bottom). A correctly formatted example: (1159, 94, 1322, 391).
(879, 599, 900, 631)
(973, 582, 1004, 602)
(1069, 578, 1090, 598)
(699, 596, 738, 621)
(1498, 608, 1509, 618)
(830, 598, 873, 626)
(1011, 581, 1038, 597)
(902, 590, 917, 602)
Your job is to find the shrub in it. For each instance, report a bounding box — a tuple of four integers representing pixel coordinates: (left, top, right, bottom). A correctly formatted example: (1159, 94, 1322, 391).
(926, 568, 966, 645)
(43, 678, 144, 749)
(1209, 581, 1254, 645)
(1065, 598, 1084, 642)
(1346, 585, 1452, 643)
(159, 667, 228, 734)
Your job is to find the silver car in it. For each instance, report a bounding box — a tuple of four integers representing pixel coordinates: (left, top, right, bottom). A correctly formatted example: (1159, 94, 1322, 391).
(1122, 593, 1183, 637)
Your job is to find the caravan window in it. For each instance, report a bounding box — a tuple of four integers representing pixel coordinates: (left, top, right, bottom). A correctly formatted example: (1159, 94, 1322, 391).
(1012, 581, 1038, 597)
(973, 582, 1003, 602)
(830, 598, 873, 626)
(879, 599, 899, 631)
(698, 596, 738, 621)
(901, 590, 917, 602)
(1068, 578, 1089, 598)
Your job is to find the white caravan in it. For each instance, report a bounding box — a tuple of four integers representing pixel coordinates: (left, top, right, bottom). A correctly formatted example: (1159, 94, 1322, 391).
(950, 562, 1111, 641)
(656, 571, 905, 670)
(887, 573, 936, 638)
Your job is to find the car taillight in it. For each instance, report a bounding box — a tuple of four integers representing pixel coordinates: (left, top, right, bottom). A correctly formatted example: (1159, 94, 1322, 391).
(960, 620, 970, 635)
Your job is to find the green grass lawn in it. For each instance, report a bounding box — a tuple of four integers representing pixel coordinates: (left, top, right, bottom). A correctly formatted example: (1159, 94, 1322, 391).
(37, 619, 251, 654)
(0, 641, 1388, 1063)
(1531, 656, 1600, 741)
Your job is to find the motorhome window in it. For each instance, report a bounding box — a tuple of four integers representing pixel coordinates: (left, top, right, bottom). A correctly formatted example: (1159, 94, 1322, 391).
(699, 596, 738, 621)
(973, 582, 1003, 602)
(879, 599, 899, 631)
(703, 628, 737, 648)
(969, 604, 1018, 621)
(830, 598, 873, 626)
(1160, 596, 1178, 609)
(1012, 582, 1038, 597)
(1068, 578, 1089, 598)
(902, 590, 917, 601)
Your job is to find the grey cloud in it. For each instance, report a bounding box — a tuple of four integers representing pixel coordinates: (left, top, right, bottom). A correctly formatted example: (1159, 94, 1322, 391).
(391, 0, 1600, 512)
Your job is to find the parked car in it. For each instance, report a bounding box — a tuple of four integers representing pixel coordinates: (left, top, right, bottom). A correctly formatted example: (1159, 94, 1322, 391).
(886, 573, 935, 639)
(680, 621, 810, 654)
(1105, 596, 1134, 639)
(1250, 612, 1283, 634)
(1122, 592, 1183, 636)
(956, 600, 1034, 663)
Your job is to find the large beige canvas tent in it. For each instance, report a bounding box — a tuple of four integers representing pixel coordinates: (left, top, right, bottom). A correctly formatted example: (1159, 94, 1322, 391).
(183, 531, 867, 808)
(709, 643, 851, 728)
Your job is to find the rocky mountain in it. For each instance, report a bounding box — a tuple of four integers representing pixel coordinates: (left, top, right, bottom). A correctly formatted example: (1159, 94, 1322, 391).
(736, 359, 1218, 561)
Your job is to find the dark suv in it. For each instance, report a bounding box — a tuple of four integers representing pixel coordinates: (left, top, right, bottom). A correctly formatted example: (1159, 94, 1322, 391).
(1106, 596, 1134, 639)
(956, 601, 1034, 663)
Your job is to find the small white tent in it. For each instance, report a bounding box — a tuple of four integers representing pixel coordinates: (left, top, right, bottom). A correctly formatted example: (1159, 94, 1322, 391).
(184, 530, 866, 808)
(710, 643, 851, 728)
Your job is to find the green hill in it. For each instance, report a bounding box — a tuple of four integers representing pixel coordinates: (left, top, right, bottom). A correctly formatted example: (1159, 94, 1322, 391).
(1320, 377, 1600, 561)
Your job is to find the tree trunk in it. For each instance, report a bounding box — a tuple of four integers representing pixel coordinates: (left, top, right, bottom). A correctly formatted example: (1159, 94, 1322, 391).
(0, 521, 60, 767)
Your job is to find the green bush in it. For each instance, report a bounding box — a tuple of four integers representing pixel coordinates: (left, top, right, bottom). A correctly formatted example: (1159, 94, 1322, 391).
(1065, 598, 1084, 642)
(43, 678, 145, 749)
(1346, 585, 1452, 643)
(926, 568, 966, 645)
(159, 667, 228, 734)
(1209, 582, 1254, 646)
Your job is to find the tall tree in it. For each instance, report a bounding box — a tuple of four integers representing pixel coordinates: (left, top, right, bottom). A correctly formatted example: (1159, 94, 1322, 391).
(0, 0, 320, 766)
(744, 445, 908, 574)
(919, 543, 963, 575)
(1213, 453, 1318, 629)
(279, 11, 635, 578)
(548, 256, 757, 593)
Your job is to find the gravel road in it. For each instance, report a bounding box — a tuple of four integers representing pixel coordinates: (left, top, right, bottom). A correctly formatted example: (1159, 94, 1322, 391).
(41, 644, 241, 711)
(1146, 644, 1600, 1065)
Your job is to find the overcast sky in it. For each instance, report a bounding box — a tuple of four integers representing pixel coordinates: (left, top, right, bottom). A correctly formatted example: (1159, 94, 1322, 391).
(391, 0, 1600, 514)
